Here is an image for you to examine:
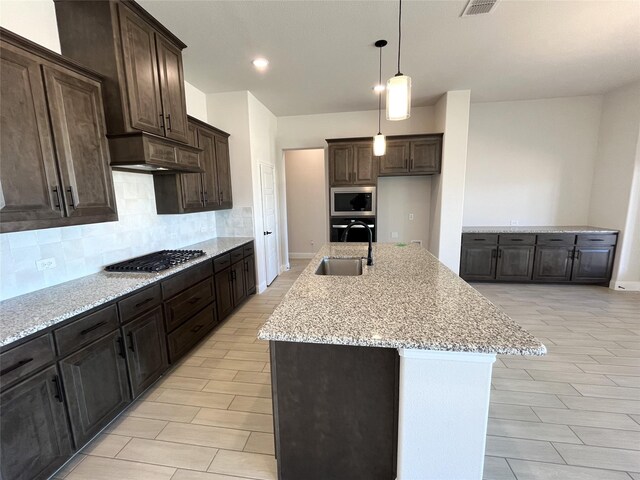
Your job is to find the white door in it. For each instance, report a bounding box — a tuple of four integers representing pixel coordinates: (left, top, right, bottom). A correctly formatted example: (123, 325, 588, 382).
(260, 164, 278, 286)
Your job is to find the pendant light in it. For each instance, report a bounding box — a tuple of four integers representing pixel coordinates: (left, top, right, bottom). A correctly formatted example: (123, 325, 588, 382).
(386, 0, 411, 121)
(373, 39, 387, 157)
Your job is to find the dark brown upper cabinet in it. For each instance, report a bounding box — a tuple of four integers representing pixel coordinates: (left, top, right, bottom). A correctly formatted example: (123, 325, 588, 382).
(327, 141, 377, 186)
(0, 28, 117, 233)
(154, 116, 233, 213)
(379, 135, 442, 176)
(54, 0, 196, 172)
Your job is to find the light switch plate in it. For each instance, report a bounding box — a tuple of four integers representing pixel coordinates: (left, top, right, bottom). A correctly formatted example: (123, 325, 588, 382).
(36, 258, 56, 271)
(391, 232, 399, 239)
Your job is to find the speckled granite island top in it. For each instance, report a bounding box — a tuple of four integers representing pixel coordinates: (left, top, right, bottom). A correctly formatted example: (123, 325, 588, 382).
(0, 237, 253, 347)
(462, 225, 618, 234)
(258, 243, 545, 355)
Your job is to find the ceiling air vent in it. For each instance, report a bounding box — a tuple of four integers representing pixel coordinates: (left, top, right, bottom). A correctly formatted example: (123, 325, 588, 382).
(461, 0, 499, 17)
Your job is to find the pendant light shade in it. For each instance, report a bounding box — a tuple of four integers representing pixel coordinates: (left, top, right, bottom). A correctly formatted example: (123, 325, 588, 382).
(373, 133, 386, 156)
(386, 0, 411, 121)
(373, 39, 387, 156)
(386, 74, 411, 121)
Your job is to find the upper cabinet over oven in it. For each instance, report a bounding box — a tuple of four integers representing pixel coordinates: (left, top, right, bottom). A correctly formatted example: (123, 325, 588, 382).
(54, 0, 200, 173)
(0, 28, 118, 233)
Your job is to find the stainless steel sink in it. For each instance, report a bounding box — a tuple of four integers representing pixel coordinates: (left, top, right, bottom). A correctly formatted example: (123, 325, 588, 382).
(315, 257, 363, 276)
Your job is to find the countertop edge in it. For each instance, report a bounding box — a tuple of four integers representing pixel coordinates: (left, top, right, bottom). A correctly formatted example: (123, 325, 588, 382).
(462, 226, 619, 234)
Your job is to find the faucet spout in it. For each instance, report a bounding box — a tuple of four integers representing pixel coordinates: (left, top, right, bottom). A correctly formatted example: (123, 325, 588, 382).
(341, 221, 374, 266)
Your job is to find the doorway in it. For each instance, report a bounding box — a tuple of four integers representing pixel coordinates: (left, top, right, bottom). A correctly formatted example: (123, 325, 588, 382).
(260, 163, 279, 286)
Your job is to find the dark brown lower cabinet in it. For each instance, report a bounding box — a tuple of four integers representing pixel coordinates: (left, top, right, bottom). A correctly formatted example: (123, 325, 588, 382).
(533, 247, 574, 282)
(496, 246, 535, 281)
(215, 269, 234, 321)
(244, 254, 256, 294)
(0, 366, 73, 480)
(59, 330, 130, 447)
(460, 246, 496, 281)
(166, 306, 216, 362)
(572, 246, 615, 283)
(231, 261, 246, 305)
(122, 307, 168, 397)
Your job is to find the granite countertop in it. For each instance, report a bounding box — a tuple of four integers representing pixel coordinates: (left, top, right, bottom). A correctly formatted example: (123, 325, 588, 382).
(462, 226, 618, 234)
(258, 243, 545, 356)
(0, 237, 253, 347)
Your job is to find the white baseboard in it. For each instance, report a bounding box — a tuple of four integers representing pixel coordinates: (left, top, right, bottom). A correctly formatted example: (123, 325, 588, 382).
(257, 281, 267, 294)
(288, 252, 316, 259)
(611, 281, 640, 292)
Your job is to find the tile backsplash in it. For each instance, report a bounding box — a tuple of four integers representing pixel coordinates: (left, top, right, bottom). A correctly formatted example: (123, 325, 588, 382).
(0, 172, 252, 301)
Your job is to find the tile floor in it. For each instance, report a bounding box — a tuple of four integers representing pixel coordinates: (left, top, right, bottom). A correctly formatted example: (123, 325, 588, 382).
(52, 260, 640, 480)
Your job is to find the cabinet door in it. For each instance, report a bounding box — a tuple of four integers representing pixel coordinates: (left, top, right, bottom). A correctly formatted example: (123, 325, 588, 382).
(353, 144, 377, 185)
(59, 330, 130, 447)
(123, 307, 168, 398)
(179, 123, 205, 212)
(43, 66, 117, 220)
(119, 4, 164, 135)
(328, 145, 353, 185)
(410, 138, 441, 174)
(379, 141, 409, 175)
(231, 261, 246, 305)
(496, 246, 535, 281)
(156, 34, 189, 143)
(199, 127, 221, 209)
(571, 247, 615, 283)
(460, 246, 496, 281)
(244, 255, 257, 295)
(215, 269, 234, 321)
(215, 135, 233, 208)
(532, 246, 574, 282)
(0, 43, 64, 231)
(0, 366, 73, 480)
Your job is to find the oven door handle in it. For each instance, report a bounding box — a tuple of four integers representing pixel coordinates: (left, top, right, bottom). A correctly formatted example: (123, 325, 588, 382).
(332, 225, 375, 229)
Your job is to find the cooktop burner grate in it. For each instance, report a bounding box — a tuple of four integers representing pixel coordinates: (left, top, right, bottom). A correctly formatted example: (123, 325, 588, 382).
(105, 250, 205, 273)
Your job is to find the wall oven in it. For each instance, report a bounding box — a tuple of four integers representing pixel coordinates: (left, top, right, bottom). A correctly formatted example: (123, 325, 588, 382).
(330, 186, 376, 217)
(330, 217, 376, 242)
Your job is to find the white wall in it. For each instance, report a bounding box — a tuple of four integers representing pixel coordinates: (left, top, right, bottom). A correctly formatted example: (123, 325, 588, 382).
(0, 5, 218, 301)
(463, 96, 603, 226)
(430, 91, 471, 273)
(378, 177, 432, 246)
(277, 106, 437, 150)
(588, 81, 640, 289)
(284, 149, 328, 257)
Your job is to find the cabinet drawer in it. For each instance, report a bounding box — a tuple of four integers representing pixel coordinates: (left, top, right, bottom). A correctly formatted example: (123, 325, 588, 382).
(577, 234, 617, 246)
(118, 284, 162, 324)
(54, 305, 119, 357)
(177, 146, 200, 168)
(167, 305, 216, 363)
(499, 234, 536, 245)
(537, 234, 576, 246)
(162, 260, 213, 299)
(0, 334, 55, 389)
(214, 253, 231, 273)
(148, 139, 176, 163)
(164, 278, 215, 333)
(462, 234, 498, 245)
(243, 242, 255, 257)
(230, 247, 244, 264)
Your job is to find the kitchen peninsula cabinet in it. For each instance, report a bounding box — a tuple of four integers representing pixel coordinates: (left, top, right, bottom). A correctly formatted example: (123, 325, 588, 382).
(54, 0, 199, 172)
(0, 28, 117, 233)
(154, 116, 233, 213)
(460, 229, 618, 285)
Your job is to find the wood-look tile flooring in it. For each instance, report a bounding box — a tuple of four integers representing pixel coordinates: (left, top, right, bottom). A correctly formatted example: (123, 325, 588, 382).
(53, 260, 640, 480)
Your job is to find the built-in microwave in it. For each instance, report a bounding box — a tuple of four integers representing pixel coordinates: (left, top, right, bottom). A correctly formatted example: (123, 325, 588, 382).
(330, 186, 376, 217)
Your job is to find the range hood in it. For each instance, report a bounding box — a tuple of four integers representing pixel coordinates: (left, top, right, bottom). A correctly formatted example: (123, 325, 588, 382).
(108, 131, 203, 174)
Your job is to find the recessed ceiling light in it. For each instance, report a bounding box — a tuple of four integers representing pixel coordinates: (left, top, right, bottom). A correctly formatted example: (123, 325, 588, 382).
(373, 84, 385, 93)
(252, 58, 269, 70)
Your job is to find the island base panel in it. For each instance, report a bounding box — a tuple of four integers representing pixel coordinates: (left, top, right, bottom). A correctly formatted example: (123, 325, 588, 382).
(270, 341, 399, 480)
(397, 349, 496, 480)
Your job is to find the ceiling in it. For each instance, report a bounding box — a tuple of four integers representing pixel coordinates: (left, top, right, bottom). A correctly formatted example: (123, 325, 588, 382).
(140, 0, 640, 116)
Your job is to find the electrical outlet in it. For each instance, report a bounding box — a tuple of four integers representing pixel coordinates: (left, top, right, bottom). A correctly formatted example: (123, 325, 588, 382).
(310, 240, 315, 246)
(510, 220, 519, 226)
(410, 240, 422, 246)
(408, 213, 414, 221)
(36, 258, 56, 271)
(391, 232, 399, 239)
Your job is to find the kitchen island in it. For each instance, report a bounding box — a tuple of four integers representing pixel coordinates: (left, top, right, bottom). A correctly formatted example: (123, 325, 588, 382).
(258, 243, 545, 480)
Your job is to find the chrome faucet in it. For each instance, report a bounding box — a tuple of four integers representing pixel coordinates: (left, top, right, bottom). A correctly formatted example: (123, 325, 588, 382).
(341, 221, 374, 266)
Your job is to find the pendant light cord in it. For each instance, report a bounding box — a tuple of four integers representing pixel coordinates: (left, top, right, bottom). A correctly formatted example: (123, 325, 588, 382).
(397, 0, 402, 75)
(378, 45, 382, 134)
